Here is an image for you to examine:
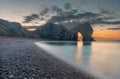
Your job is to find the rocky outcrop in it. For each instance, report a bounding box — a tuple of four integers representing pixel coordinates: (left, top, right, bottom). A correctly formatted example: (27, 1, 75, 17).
(0, 19, 30, 37)
(0, 19, 94, 41)
(70, 23, 94, 41)
(35, 22, 71, 40)
(35, 22, 94, 41)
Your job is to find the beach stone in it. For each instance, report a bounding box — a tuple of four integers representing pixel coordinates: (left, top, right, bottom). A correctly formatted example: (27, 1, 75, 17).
(0, 37, 97, 79)
(9, 74, 14, 78)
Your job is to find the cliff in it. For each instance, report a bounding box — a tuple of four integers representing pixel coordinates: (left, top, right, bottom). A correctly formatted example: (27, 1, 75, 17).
(35, 22, 94, 41)
(35, 22, 71, 40)
(0, 19, 30, 37)
(0, 19, 94, 41)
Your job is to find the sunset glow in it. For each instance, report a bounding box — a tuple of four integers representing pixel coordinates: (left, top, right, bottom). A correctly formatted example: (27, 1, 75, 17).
(77, 30, 120, 40)
(0, 0, 120, 40)
(92, 30, 120, 39)
(1, 0, 120, 79)
(77, 32, 82, 40)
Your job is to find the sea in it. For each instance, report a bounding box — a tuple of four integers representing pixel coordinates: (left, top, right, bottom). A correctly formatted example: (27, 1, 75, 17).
(35, 40, 120, 79)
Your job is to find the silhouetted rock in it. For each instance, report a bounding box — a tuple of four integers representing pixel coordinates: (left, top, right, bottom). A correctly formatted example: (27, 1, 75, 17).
(71, 23, 94, 41)
(0, 19, 30, 37)
(35, 22, 71, 40)
(35, 22, 94, 41)
(0, 19, 95, 41)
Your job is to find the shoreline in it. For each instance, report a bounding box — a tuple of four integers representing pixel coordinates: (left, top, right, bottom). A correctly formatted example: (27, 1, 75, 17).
(0, 36, 97, 79)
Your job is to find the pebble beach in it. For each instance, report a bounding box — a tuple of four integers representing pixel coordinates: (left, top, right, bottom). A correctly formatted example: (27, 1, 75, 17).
(0, 36, 97, 79)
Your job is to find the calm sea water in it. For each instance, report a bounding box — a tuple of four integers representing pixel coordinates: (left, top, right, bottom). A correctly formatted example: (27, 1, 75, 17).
(35, 41, 120, 79)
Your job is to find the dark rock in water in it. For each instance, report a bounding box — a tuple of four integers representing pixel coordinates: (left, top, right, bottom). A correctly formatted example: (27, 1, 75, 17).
(0, 19, 30, 37)
(35, 22, 95, 41)
(35, 22, 71, 40)
(71, 23, 94, 41)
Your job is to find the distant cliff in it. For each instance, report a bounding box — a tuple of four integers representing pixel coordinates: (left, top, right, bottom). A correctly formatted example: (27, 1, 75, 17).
(0, 19, 30, 37)
(0, 19, 94, 41)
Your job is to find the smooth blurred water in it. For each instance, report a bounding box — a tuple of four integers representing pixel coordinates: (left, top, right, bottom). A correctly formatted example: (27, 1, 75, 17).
(35, 41, 120, 79)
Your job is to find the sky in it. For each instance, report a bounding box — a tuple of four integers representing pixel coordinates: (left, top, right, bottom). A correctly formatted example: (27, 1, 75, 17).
(0, 0, 120, 39)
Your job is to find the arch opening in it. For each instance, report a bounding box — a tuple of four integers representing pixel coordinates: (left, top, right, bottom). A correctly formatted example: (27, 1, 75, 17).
(77, 32, 83, 41)
(71, 32, 83, 41)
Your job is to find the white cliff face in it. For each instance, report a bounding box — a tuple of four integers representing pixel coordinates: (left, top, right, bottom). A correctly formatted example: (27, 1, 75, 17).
(0, 19, 30, 37)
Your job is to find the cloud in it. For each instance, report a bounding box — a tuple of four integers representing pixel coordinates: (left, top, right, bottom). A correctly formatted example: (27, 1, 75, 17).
(22, 3, 77, 23)
(40, 8, 50, 16)
(107, 28, 120, 30)
(48, 12, 100, 22)
(51, 6, 63, 14)
(98, 7, 117, 20)
(31, 14, 39, 19)
(89, 17, 120, 24)
(64, 3, 72, 10)
(84, 17, 120, 25)
(100, 8, 113, 14)
(22, 5, 63, 23)
(22, 2, 120, 25)
(48, 10, 120, 25)
(60, 9, 78, 16)
(23, 14, 40, 23)
(77, 12, 100, 18)
(99, 21, 120, 24)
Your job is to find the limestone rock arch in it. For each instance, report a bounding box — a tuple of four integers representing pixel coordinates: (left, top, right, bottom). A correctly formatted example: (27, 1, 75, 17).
(70, 23, 94, 41)
(35, 22, 95, 41)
